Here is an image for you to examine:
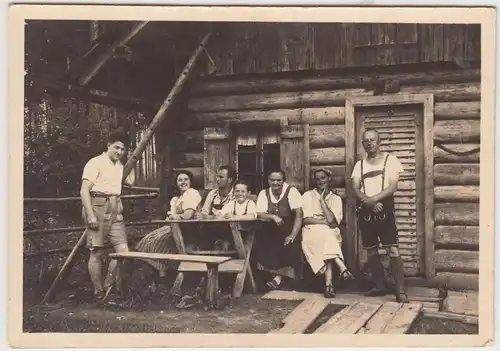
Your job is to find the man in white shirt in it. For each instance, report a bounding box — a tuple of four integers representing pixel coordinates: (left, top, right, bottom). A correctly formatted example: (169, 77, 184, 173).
(350, 129, 409, 303)
(195, 165, 236, 250)
(80, 130, 135, 301)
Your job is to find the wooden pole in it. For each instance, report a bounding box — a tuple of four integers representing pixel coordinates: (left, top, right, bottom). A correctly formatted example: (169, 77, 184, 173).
(122, 32, 212, 179)
(79, 21, 149, 86)
(41, 32, 212, 304)
(40, 233, 86, 304)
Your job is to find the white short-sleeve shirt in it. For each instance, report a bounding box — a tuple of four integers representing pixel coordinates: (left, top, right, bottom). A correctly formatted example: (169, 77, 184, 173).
(350, 153, 404, 197)
(82, 153, 124, 195)
(220, 199, 257, 218)
(256, 183, 302, 213)
(302, 190, 343, 225)
(169, 188, 202, 215)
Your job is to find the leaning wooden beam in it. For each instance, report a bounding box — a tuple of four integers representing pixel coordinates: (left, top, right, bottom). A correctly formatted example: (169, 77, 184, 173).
(41, 233, 87, 304)
(122, 32, 212, 178)
(78, 21, 149, 86)
(41, 32, 212, 305)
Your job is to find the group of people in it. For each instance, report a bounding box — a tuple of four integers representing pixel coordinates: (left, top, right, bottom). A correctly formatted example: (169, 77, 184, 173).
(80, 128, 409, 304)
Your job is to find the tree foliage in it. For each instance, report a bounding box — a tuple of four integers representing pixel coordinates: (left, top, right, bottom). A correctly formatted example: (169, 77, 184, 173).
(24, 21, 148, 198)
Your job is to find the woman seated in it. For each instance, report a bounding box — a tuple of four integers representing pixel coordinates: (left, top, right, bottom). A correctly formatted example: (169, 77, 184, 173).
(301, 168, 354, 298)
(254, 169, 304, 290)
(135, 170, 202, 279)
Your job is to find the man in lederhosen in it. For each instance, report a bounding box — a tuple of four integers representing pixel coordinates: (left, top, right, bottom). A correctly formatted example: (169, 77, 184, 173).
(350, 129, 409, 303)
(80, 130, 135, 301)
(196, 165, 236, 250)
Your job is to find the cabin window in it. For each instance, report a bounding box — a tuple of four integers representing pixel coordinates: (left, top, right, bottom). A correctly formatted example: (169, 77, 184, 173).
(235, 129, 280, 194)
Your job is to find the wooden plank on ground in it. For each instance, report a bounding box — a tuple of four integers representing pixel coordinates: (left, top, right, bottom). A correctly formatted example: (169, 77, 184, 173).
(314, 302, 382, 334)
(262, 289, 441, 306)
(383, 303, 423, 334)
(360, 302, 403, 334)
(271, 298, 330, 334)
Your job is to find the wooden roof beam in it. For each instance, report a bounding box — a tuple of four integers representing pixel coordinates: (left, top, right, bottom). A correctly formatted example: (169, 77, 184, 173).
(122, 32, 212, 178)
(78, 21, 149, 87)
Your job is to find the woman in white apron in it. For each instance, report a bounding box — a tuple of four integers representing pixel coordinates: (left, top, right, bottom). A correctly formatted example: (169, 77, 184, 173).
(301, 168, 354, 298)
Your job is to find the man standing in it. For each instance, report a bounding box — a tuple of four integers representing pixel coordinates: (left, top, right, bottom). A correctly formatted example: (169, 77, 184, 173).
(350, 129, 409, 303)
(80, 129, 135, 301)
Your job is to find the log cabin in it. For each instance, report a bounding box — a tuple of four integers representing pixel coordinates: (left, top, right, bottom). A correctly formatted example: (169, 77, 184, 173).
(49, 21, 481, 292)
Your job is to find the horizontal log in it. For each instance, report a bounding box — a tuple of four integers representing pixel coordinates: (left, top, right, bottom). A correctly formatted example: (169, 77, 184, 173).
(310, 165, 345, 188)
(434, 164, 480, 185)
(434, 143, 480, 163)
(399, 82, 481, 102)
(188, 88, 372, 112)
(176, 152, 204, 168)
(434, 225, 479, 249)
(172, 131, 204, 152)
(434, 102, 481, 121)
(309, 125, 345, 148)
(193, 107, 345, 126)
(434, 120, 480, 143)
(434, 186, 479, 203)
(173, 167, 204, 189)
(189, 68, 480, 96)
(310, 148, 345, 166)
(434, 249, 478, 274)
(433, 272, 478, 291)
(23, 193, 158, 203)
(434, 202, 479, 226)
(24, 221, 162, 237)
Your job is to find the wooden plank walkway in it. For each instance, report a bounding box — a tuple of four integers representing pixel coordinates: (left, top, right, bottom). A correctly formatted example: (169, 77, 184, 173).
(264, 291, 424, 334)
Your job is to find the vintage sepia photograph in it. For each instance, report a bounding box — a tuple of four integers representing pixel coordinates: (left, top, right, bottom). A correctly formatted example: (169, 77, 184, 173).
(8, 4, 495, 349)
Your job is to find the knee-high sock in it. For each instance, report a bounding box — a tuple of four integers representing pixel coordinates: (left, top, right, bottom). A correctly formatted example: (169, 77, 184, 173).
(389, 256, 406, 295)
(367, 254, 387, 290)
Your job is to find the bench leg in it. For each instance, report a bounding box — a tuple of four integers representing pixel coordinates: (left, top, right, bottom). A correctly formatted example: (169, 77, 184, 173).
(171, 272, 184, 296)
(206, 263, 219, 309)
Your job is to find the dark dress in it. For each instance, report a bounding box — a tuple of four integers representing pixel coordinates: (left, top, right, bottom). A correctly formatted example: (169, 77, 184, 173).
(255, 186, 303, 280)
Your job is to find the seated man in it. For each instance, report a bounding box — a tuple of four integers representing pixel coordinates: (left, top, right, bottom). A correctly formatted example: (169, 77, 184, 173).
(195, 165, 236, 250)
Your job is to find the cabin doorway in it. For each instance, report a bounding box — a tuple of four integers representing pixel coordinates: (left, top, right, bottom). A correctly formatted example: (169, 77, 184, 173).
(346, 99, 431, 278)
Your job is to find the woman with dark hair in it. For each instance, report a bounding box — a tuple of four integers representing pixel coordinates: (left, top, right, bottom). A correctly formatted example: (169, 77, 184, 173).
(134, 170, 202, 278)
(254, 169, 304, 290)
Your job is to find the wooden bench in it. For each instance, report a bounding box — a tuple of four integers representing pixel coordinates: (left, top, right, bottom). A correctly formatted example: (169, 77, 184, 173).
(109, 252, 231, 307)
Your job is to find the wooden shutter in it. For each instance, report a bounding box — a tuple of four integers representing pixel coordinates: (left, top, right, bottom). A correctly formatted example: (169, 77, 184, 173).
(280, 124, 310, 193)
(203, 126, 233, 189)
(361, 107, 420, 276)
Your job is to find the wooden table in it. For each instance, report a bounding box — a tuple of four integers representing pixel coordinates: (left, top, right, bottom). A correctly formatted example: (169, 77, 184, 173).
(152, 218, 258, 298)
(110, 252, 231, 307)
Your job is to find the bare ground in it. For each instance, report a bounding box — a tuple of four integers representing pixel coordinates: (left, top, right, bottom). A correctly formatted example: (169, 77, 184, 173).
(23, 294, 301, 334)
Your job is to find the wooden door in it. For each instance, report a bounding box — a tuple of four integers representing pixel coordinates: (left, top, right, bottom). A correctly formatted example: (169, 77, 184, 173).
(355, 104, 424, 276)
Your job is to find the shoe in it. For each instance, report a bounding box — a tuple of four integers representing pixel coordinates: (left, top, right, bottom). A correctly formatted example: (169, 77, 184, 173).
(324, 285, 336, 298)
(339, 269, 355, 281)
(94, 289, 105, 301)
(396, 292, 410, 303)
(364, 287, 392, 297)
(266, 279, 280, 290)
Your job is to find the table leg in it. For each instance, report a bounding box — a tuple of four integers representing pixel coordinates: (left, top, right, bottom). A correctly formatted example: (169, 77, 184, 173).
(171, 223, 186, 296)
(229, 223, 257, 297)
(206, 263, 219, 309)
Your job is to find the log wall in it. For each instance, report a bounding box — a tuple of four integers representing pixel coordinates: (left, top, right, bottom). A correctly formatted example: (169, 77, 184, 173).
(174, 65, 480, 290)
